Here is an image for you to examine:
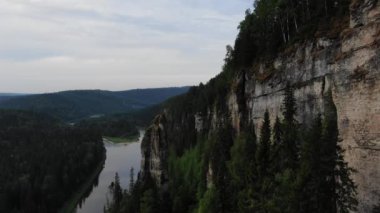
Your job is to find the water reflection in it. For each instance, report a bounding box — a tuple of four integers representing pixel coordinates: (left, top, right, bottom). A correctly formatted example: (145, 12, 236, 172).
(75, 130, 144, 213)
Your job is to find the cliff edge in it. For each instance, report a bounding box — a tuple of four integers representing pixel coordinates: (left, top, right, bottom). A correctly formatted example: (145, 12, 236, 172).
(141, 1, 380, 212)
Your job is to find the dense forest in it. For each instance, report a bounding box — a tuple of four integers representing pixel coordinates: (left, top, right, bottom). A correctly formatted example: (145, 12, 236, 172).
(0, 110, 105, 213)
(76, 115, 139, 140)
(104, 0, 360, 212)
(76, 103, 164, 140)
(0, 87, 189, 121)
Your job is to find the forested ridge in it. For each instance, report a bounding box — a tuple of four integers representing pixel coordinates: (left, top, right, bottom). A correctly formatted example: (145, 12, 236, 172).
(0, 110, 105, 213)
(0, 87, 189, 122)
(104, 0, 361, 212)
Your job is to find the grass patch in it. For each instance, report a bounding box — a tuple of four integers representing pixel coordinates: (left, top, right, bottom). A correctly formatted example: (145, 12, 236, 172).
(59, 152, 106, 213)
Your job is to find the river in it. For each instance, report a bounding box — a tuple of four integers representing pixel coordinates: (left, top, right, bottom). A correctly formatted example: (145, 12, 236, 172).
(75, 130, 144, 213)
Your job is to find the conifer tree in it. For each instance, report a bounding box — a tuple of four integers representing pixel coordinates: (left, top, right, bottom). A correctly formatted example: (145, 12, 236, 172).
(257, 110, 271, 178)
(271, 116, 282, 173)
(256, 110, 275, 212)
(298, 115, 323, 212)
(272, 116, 282, 146)
(228, 122, 258, 212)
(210, 123, 234, 212)
(270, 84, 300, 212)
(281, 84, 299, 170)
(113, 173, 123, 209)
(129, 167, 135, 194)
(321, 92, 357, 213)
(140, 189, 157, 213)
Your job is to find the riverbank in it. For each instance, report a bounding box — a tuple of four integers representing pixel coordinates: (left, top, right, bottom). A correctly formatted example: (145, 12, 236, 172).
(74, 131, 144, 213)
(59, 151, 106, 213)
(103, 134, 139, 144)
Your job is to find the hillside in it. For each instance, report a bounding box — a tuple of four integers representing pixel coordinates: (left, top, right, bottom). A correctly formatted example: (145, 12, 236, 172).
(0, 93, 27, 102)
(0, 87, 189, 121)
(107, 1, 380, 213)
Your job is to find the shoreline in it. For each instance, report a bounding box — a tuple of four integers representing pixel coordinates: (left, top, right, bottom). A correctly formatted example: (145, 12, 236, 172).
(103, 130, 144, 145)
(59, 151, 106, 213)
(60, 130, 144, 213)
(103, 135, 139, 144)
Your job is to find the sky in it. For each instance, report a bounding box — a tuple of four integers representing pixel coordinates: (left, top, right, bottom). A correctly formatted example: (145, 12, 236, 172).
(0, 0, 252, 93)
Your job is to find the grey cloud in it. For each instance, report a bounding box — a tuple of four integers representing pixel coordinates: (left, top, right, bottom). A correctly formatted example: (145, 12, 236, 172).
(0, 0, 251, 93)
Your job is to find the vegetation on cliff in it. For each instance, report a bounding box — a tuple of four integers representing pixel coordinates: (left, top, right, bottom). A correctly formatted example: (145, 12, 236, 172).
(104, 0, 359, 212)
(232, 0, 350, 67)
(105, 86, 358, 213)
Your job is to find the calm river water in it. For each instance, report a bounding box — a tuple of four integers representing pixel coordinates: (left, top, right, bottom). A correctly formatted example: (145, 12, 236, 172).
(75, 130, 144, 213)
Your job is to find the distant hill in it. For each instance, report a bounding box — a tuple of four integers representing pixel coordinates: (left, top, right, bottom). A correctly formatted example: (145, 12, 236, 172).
(0, 93, 27, 102)
(0, 87, 189, 121)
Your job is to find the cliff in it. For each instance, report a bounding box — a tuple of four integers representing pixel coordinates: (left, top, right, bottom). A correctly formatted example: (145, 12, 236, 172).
(140, 1, 380, 212)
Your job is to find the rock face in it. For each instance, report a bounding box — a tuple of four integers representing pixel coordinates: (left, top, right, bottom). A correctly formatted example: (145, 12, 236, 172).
(141, 114, 168, 186)
(141, 1, 380, 211)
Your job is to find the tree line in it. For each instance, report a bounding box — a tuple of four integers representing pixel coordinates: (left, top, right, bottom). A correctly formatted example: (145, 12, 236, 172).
(76, 115, 139, 140)
(231, 0, 350, 67)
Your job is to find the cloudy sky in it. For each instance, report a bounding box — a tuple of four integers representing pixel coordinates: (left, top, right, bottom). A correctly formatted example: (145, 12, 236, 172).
(0, 0, 252, 93)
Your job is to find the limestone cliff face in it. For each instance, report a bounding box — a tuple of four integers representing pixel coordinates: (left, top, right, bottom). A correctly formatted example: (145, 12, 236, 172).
(141, 1, 380, 211)
(141, 114, 168, 186)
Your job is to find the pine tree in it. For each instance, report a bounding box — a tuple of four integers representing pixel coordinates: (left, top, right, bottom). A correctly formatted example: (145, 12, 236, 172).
(140, 189, 157, 213)
(321, 92, 357, 213)
(271, 116, 282, 173)
(210, 123, 234, 212)
(228, 122, 258, 212)
(270, 84, 300, 212)
(129, 167, 135, 194)
(298, 115, 323, 212)
(281, 84, 299, 170)
(272, 116, 282, 146)
(257, 110, 271, 178)
(113, 172, 123, 209)
(256, 110, 274, 212)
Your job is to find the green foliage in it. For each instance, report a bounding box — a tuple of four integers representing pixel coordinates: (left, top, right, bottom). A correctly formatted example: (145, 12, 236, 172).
(280, 84, 299, 170)
(169, 141, 205, 213)
(77, 115, 139, 139)
(231, 0, 350, 67)
(271, 116, 282, 173)
(0, 110, 105, 213)
(298, 115, 324, 212)
(129, 168, 135, 194)
(209, 124, 235, 212)
(197, 186, 219, 213)
(228, 125, 258, 212)
(257, 110, 271, 178)
(140, 189, 158, 213)
(272, 169, 299, 213)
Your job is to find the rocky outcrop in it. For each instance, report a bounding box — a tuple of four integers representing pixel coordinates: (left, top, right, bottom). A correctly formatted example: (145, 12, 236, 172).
(141, 1, 380, 211)
(333, 2, 380, 211)
(141, 114, 168, 186)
